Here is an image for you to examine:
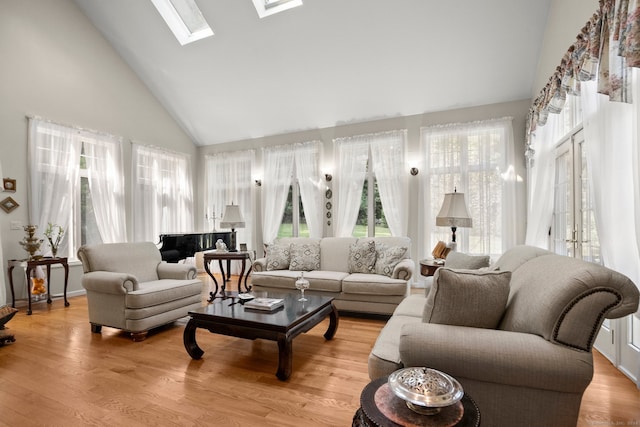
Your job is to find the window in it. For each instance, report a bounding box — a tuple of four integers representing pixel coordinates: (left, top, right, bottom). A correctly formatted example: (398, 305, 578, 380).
(334, 130, 407, 237)
(28, 118, 125, 259)
(133, 144, 194, 242)
(421, 118, 515, 258)
(150, 0, 214, 45)
(278, 172, 309, 238)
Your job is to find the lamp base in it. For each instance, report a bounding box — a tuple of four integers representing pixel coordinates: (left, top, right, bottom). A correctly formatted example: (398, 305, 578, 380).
(228, 230, 238, 252)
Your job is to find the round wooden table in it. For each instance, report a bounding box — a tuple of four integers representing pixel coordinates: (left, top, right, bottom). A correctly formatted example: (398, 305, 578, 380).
(353, 377, 480, 427)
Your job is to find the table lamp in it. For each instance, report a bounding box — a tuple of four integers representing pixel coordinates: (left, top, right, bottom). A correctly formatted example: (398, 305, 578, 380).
(220, 202, 245, 252)
(435, 188, 472, 252)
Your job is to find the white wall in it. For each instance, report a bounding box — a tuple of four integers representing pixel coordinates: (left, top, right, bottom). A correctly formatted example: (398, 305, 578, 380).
(532, 0, 599, 96)
(197, 99, 531, 274)
(0, 0, 197, 305)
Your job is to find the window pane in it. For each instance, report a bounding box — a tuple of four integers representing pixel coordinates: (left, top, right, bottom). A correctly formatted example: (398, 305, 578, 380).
(353, 179, 368, 237)
(298, 187, 309, 237)
(374, 179, 391, 236)
(277, 185, 293, 238)
(81, 176, 102, 246)
(580, 143, 600, 264)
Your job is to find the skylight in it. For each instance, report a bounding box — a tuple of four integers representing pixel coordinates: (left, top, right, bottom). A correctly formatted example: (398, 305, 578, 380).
(252, 0, 303, 18)
(150, 0, 213, 46)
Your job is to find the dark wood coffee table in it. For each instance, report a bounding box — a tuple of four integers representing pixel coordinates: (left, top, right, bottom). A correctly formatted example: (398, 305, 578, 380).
(183, 292, 338, 380)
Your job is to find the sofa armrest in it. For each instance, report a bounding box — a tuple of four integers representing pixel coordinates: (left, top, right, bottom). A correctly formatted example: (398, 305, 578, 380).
(81, 271, 138, 294)
(399, 322, 593, 393)
(157, 262, 197, 280)
(253, 257, 267, 272)
(392, 258, 414, 281)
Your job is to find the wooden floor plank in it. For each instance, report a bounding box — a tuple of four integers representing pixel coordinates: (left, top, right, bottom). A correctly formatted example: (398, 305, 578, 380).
(1, 276, 638, 426)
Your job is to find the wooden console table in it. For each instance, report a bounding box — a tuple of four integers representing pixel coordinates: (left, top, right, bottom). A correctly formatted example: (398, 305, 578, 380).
(203, 251, 254, 298)
(8, 257, 70, 315)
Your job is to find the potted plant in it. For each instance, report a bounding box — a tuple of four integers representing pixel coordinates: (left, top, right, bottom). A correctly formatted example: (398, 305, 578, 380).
(44, 223, 64, 258)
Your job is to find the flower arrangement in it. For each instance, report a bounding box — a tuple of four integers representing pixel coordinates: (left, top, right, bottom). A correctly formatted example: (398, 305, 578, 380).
(44, 223, 64, 257)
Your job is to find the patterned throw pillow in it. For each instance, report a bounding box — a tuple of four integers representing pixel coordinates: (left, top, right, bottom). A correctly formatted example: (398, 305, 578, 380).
(374, 244, 408, 277)
(266, 243, 291, 271)
(348, 240, 377, 273)
(289, 242, 321, 271)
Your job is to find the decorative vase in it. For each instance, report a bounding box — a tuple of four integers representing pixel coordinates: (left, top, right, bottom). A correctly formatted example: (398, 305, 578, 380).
(19, 225, 43, 260)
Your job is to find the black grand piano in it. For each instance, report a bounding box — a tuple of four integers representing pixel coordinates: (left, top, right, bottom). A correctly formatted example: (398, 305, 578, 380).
(158, 232, 231, 263)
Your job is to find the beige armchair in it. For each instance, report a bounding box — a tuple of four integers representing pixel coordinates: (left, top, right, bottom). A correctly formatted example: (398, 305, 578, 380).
(78, 242, 204, 341)
(369, 246, 640, 427)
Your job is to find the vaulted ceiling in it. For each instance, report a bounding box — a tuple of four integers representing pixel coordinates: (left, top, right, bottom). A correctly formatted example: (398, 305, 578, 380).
(73, 0, 551, 146)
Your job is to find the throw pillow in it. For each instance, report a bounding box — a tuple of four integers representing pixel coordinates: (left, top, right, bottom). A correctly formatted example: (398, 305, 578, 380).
(289, 242, 321, 271)
(266, 243, 291, 271)
(445, 252, 491, 270)
(374, 244, 408, 277)
(348, 240, 377, 273)
(423, 268, 511, 329)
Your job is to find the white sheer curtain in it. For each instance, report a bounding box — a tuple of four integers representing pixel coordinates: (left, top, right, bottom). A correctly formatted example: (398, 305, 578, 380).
(581, 79, 640, 289)
(28, 118, 81, 258)
(333, 137, 369, 237)
(132, 144, 194, 242)
(0, 159, 5, 306)
(84, 135, 127, 243)
(205, 150, 254, 248)
(524, 115, 561, 248)
(369, 130, 408, 236)
(421, 118, 516, 259)
(294, 141, 324, 238)
(262, 145, 294, 243)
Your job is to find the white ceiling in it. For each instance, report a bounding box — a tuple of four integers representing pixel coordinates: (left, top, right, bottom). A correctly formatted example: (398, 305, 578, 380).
(73, 0, 551, 146)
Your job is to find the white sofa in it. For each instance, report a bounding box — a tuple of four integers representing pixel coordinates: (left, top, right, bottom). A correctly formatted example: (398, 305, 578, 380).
(251, 237, 414, 315)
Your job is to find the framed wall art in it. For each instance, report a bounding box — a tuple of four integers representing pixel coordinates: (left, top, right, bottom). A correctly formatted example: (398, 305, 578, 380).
(0, 197, 19, 213)
(3, 178, 16, 192)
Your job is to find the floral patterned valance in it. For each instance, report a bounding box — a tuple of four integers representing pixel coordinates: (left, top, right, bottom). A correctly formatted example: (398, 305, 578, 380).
(527, 0, 640, 139)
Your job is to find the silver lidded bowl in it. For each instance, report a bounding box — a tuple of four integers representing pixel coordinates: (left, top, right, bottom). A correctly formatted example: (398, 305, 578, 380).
(388, 367, 464, 415)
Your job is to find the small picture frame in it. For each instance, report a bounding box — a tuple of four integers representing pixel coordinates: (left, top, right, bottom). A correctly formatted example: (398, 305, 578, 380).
(3, 178, 16, 193)
(239, 243, 248, 252)
(325, 189, 332, 199)
(0, 197, 19, 213)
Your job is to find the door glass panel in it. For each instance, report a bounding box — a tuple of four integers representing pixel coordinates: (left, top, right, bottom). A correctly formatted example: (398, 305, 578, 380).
(553, 149, 572, 256)
(579, 142, 601, 264)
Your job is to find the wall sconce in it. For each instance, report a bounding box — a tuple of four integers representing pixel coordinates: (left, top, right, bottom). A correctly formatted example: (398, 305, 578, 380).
(410, 167, 419, 176)
(325, 173, 332, 182)
(255, 179, 262, 187)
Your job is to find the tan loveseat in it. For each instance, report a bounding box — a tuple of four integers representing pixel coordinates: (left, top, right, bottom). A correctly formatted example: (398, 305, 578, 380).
(252, 237, 414, 315)
(368, 245, 640, 427)
(78, 242, 204, 341)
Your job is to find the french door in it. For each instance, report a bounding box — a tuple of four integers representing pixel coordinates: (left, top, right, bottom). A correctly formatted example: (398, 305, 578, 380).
(553, 129, 639, 384)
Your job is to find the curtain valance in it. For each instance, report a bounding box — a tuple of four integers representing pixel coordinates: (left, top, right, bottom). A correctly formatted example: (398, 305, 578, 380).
(527, 0, 640, 139)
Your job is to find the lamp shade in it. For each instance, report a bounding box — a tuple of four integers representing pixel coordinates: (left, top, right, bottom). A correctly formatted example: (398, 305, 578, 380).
(220, 203, 245, 229)
(436, 191, 472, 228)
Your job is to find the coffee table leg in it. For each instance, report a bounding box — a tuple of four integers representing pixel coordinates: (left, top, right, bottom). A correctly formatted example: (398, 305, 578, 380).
(324, 304, 339, 340)
(183, 319, 204, 359)
(276, 335, 292, 381)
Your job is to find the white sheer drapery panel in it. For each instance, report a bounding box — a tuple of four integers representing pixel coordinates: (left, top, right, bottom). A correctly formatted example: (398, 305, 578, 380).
(334, 137, 369, 237)
(132, 144, 194, 242)
(524, 114, 560, 248)
(421, 118, 516, 259)
(294, 141, 324, 238)
(262, 145, 294, 243)
(84, 136, 127, 243)
(581, 79, 640, 296)
(369, 130, 409, 236)
(28, 118, 81, 258)
(205, 150, 254, 274)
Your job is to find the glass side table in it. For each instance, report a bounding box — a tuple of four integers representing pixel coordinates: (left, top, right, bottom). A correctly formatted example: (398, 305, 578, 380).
(7, 257, 70, 315)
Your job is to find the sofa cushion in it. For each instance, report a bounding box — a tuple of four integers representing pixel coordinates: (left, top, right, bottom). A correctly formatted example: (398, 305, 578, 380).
(320, 237, 357, 271)
(348, 240, 377, 273)
(375, 244, 408, 277)
(266, 242, 291, 271)
(289, 241, 321, 271)
(251, 270, 346, 292)
(423, 268, 511, 329)
(445, 251, 491, 269)
(342, 273, 408, 296)
(126, 279, 203, 309)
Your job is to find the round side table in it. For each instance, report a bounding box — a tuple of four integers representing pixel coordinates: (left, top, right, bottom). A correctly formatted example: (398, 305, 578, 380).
(353, 377, 480, 427)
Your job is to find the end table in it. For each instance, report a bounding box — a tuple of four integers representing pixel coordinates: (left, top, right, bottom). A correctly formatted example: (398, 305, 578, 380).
(353, 376, 480, 427)
(8, 257, 70, 315)
(420, 259, 444, 277)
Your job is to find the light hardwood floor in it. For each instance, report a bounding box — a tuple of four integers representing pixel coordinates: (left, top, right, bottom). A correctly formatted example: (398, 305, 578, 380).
(1, 277, 638, 426)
